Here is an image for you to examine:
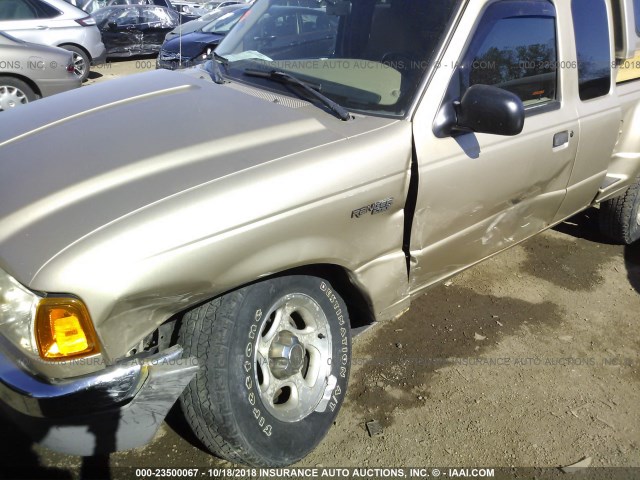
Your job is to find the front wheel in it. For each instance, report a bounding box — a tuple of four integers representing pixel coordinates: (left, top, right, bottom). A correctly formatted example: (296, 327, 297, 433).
(179, 275, 351, 466)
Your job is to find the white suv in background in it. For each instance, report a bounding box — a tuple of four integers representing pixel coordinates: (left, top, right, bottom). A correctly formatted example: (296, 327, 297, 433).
(0, 0, 106, 81)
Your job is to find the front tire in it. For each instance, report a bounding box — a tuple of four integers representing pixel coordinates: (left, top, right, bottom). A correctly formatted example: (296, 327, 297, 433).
(179, 275, 351, 466)
(599, 175, 640, 244)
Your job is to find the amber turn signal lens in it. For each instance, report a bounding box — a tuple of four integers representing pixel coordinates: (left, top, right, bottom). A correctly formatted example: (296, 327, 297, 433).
(35, 298, 99, 360)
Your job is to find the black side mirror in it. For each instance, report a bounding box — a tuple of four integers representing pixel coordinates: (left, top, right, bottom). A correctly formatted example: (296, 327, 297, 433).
(108, 21, 118, 30)
(454, 84, 525, 136)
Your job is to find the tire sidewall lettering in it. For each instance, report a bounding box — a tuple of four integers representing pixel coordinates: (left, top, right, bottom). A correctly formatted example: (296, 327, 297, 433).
(181, 275, 351, 464)
(320, 281, 350, 379)
(236, 277, 351, 453)
(244, 307, 273, 437)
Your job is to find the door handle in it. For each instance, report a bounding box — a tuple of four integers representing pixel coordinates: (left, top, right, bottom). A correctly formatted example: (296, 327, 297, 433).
(553, 130, 570, 148)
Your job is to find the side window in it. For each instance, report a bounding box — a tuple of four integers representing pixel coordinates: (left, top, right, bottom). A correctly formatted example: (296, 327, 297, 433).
(300, 13, 335, 34)
(32, 0, 61, 18)
(461, 0, 557, 107)
(85, 0, 109, 13)
(571, 0, 611, 100)
(140, 6, 175, 24)
(139, 7, 161, 23)
(274, 13, 298, 36)
(112, 6, 139, 25)
(635, 0, 640, 34)
(300, 14, 318, 33)
(0, 0, 39, 20)
(259, 13, 298, 37)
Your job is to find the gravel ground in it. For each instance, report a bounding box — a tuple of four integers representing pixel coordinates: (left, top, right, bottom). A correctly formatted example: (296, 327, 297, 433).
(1, 62, 639, 480)
(84, 56, 157, 86)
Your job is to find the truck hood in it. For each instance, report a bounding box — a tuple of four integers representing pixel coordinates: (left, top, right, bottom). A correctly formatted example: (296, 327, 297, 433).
(0, 69, 349, 284)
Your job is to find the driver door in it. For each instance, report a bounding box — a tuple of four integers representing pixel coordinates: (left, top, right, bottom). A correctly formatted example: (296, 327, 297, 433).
(139, 6, 177, 53)
(103, 6, 142, 55)
(409, 0, 580, 290)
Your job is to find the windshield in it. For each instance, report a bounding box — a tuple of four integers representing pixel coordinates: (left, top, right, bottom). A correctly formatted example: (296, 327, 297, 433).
(216, 0, 461, 117)
(200, 3, 244, 20)
(201, 7, 247, 33)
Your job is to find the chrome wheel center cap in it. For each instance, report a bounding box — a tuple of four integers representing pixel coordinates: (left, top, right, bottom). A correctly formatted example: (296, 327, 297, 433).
(269, 330, 305, 379)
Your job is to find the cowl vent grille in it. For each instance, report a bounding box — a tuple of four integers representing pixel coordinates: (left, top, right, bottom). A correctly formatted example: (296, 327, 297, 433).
(224, 82, 310, 109)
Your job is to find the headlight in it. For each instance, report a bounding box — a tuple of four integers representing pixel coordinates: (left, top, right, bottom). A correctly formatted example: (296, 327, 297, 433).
(0, 268, 39, 353)
(0, 268, 99, 360)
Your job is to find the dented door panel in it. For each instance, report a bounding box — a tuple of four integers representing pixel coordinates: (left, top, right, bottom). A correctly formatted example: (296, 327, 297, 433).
(409, 114, 579, 290)
(408, 0, 580, 291)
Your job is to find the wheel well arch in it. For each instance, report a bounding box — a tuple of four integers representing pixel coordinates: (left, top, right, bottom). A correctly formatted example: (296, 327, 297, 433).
(0, 73, 41, 97)
(154, 263, 376, 355)
(57, 42, 92, 61)
(282, 263, 376, 332)
(206, 263, 376, 331)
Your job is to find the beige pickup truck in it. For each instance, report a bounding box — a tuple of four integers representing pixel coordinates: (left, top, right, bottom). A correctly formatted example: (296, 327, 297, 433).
(1, 0, 639, 468)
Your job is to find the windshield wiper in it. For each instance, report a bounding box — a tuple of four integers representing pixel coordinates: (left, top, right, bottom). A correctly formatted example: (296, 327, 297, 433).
(244, 69, 351, 121)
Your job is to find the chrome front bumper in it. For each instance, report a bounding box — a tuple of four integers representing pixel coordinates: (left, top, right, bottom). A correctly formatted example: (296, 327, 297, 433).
(0, 344, 198, 456)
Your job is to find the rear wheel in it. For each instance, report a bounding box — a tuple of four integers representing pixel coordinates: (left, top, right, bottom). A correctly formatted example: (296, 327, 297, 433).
(0, 77, 36, 111)
(179, 275, 351, 466)
(599, 175, 640, 244)
(60, 45, 90, 82)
